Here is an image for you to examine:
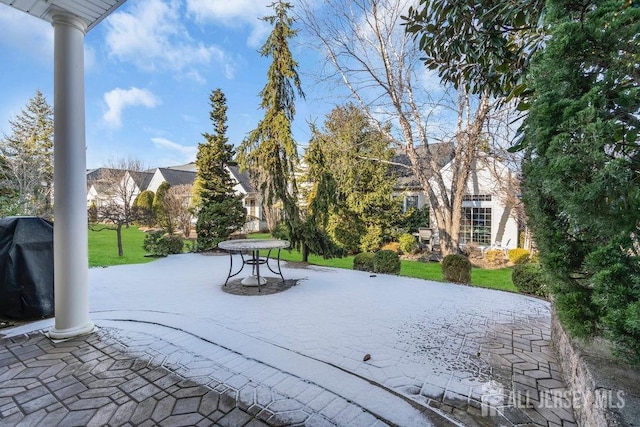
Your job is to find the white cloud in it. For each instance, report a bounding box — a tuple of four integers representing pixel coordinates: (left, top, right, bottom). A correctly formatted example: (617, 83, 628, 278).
(185, 0, 272, 47)
(105, 0, 230, 79)
(151, 137, 197, 163)
(103, 87, 160, 128)
(0, 7, 53, 61)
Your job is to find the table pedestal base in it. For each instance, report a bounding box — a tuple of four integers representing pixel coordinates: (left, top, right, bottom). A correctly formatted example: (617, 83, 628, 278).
(241, 275, 267, 287)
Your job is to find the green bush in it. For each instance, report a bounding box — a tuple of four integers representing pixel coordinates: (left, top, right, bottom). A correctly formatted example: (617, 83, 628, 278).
(360, 225, 383, 253)
(271, 221, 290, 240)
(442, 254, 471, 283)
(512, 263, 548, 297)
(353, 252, 375, 272)
(484, 249, 507, 267)
(399, 233, 417, 254)
(328, 214, 365, 254)
(508, 248, 531, 264)
(373, 250, 401, 275)
(143, 231, 184, 256)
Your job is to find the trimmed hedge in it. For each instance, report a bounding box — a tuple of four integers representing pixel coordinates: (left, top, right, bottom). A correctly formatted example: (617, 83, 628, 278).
(353, 252, 375, 272)
(373, 250, 401, 274)
(442, 254, 471, 283)
(511, 263, 548, 297)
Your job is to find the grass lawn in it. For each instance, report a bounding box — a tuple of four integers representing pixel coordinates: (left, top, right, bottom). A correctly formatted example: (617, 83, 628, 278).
(88, 228, 517, 293)
(88, 225, 157, 267)
(248, 233, 518, 293)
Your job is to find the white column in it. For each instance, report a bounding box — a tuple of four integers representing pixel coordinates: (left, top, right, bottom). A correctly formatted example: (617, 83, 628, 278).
(48, 12, 95, 340)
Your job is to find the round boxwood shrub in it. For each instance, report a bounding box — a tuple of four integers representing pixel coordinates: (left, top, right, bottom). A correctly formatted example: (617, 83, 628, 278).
(353, 252, 375, 272)
(512, 263, 548, 297)
(442, 253, 471, 283)
(373, 250, 401, 275)
(398, 233, 417, 254)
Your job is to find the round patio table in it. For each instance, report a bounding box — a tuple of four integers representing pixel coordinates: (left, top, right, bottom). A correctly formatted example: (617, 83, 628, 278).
(217, 239, 290, 292)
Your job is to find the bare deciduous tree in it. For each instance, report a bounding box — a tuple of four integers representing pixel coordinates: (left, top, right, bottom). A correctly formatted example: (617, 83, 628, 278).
(164, 184, 194, 237)
(91, 157, 146, 257)
(297, 0, 514, 255)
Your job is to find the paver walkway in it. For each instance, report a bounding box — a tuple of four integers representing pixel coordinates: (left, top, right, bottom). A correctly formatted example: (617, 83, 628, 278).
(0, 253, 577, 426)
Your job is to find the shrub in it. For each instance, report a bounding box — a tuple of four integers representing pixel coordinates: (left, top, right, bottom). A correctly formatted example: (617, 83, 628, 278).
(88, 202, 98, 224)
(381, 242, 400, 253)
(373, 250, 401, 275)
(512, 263, 548, 297)
(484, 249, 506, 267)
(442, 254, 471, 283)
(360, 225, 383, 253)
(143, 231, 184, 256)
(328, 214, 365, 254)
(353, 252, 375, 272)
(398, 233, 417, 254)
(508, 248, 531, 264)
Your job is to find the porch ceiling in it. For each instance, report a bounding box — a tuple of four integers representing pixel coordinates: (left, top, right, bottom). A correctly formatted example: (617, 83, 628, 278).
(0, 0, 127, 31)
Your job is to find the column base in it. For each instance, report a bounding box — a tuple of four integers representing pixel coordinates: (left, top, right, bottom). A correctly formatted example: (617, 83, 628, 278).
(46, 320, 96, 341)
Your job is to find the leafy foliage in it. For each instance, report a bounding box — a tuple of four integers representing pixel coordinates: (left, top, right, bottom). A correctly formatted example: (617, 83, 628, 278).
(521, 0, 640, 361)
(353, 252, 375, 272)
(237, 0, 303, 248)
(398, 233, 417, 254)
(133, 190, 155, 226)
(0, 90, 53, 217)
(441, 254, 472, 284)
(373, 250, 401, 275)
(404, 0, 545, 99)
(143, 231, 184, 257)
(508, 248, 530, 264)
(511, 263, 548, 297)
(153, 182, 171, 231)
(194, 89, 246, 250)
(304, 104, 400, 253)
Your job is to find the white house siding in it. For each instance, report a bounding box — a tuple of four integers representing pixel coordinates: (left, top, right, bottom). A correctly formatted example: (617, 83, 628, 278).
(398, 155, 519, 251)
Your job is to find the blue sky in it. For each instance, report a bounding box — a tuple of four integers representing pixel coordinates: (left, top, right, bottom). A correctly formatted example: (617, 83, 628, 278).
(0, 0, 332, 169)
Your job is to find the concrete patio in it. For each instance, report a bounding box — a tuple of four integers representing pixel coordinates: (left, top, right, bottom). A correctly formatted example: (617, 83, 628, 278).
(0, 253, 576, 426)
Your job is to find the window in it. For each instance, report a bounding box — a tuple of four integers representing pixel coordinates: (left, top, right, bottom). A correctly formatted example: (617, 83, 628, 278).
(462, 194, 492, 202)
(460, 207, 492, 245)
(404, 195, 419, 212)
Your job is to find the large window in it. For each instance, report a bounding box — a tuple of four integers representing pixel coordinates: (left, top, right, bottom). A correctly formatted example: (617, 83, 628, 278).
(460, 207, 492, 245)
(404, 195, 419, 212)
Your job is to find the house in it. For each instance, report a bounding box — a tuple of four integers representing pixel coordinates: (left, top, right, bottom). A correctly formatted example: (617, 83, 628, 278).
(393, 145, 520, 251)
(87, 162, 267, 233)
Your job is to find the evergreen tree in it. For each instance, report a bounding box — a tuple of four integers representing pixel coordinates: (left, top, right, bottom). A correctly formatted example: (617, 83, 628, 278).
(237, 0, 304, 247)
(195, 89, 246, 250)
(303, 104, 400, 253)
(0, 89, 54, 217)
(522, 0, 640, 361)
(153, 182, 172, 232)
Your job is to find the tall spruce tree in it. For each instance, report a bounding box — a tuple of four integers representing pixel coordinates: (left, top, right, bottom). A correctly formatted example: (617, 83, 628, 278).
(237, 0, 304, 247)
(195, 89, 246, 250)
(0, 89, 54, 217)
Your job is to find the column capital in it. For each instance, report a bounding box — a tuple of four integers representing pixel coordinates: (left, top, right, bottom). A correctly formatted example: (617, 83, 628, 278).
(50, 10, 88, 34)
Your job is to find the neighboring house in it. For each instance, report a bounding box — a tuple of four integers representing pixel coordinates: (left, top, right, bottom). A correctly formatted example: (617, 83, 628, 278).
(87, 162, 268, 233)
(394, 145, 520, 251)
(86, 168, 153, 208)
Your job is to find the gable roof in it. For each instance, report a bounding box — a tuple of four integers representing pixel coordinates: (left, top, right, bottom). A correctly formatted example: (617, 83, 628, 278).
(156, 168, 197, 187)
(227, 164, 255, 194)
(393, 143, 454, 190)
(128, 171, 154, 191)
